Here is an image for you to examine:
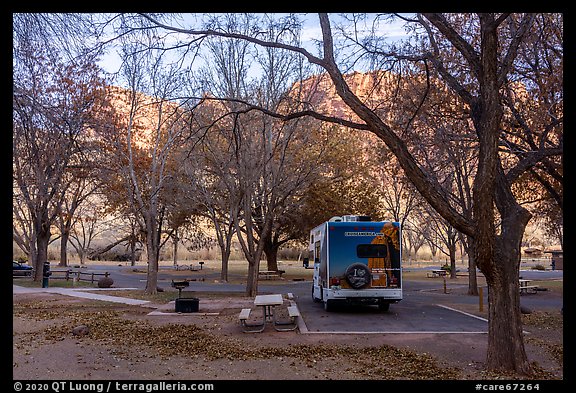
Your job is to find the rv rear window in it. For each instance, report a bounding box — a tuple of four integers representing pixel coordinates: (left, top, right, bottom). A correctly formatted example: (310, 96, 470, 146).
(357, 244, 388, 258)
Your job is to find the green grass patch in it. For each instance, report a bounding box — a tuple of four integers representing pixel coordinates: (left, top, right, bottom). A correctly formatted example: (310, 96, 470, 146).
(12, 278, 96, 289)
(87, 289, 249, 304)
(529, 279, 563, 293)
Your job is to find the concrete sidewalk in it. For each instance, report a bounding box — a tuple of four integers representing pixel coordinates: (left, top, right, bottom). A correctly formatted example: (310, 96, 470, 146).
(12, 285, 150, 306)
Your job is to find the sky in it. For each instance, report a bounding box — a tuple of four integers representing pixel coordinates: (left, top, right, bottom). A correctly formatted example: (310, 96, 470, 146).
(97, 13, 411, 79)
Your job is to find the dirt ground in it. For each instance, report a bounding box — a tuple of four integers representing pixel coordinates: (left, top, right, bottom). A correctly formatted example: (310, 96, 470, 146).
(12, 288, 563, 382)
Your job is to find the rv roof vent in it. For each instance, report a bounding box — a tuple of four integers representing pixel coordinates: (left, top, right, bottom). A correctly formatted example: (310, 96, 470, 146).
(342, 215, 372, 222)
(328, 216, 343, 222)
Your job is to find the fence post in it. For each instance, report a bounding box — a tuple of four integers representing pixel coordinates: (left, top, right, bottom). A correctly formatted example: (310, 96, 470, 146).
(479, 287, 484, 312)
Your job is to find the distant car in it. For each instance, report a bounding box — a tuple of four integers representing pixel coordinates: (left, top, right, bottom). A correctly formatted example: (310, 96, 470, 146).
(13, 261, 33, 276)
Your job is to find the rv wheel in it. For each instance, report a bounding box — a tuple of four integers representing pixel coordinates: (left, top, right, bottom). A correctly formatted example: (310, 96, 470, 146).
(324, 299, 335, 312)
(344, 263, 371, 289)
(378, 301, 390, 312)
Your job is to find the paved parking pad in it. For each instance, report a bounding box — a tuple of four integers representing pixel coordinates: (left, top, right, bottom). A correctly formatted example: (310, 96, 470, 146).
(296, 293, 488, 334)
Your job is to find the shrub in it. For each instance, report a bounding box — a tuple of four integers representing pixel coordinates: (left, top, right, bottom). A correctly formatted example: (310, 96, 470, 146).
(98, 276, 114, 288)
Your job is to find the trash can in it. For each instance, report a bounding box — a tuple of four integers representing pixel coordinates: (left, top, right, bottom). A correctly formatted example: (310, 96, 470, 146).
(42, 261, 52, 288)
(175, 298, 199, 313)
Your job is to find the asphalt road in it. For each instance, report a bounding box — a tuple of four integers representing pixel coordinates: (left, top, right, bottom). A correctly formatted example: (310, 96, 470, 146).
(66, 264, 562, 334)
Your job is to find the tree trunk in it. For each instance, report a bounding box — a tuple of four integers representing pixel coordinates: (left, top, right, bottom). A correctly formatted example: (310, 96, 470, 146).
(482, 203, 532, 374)
(245, 258, 260, 297)
(59, 230, 69, 267)
(265, 246, 279, 272)
(89, 235, 132, 259)
(468, 254, 479, 296)
(214, 219, 234, 282)
(220, 250, 230, 282)
(144, 217, 161, 295)
(263, 234, 279, 271)
(33, 223, 51, 282)
(463, 236, 479, 296)
(144, 239, 159, 295)
(449, 244, 457, 279)
(486, 274, 529, 373)
(130, 236, 137, 267)
(172, 232, 179, 267)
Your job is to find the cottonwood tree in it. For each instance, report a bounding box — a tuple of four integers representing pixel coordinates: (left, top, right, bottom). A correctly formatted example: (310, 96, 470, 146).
(231, 110, 274, 297)
(68, 194, 110, 265)
(158, 172, 210, 268)
(180, 112, 241, 282)
(399, 81, 480, 289)
(54, 168, 101, 267)
(257, 121, 381, 271)
(400, 218, 428, 263)
(421, 206, 460, 278)
(538, 200, 563, 249)
(13, 46, 107, 280)
(352, 13, 562, 373)
(184, 15, 323, 295)
(96, 39, 195, 294)
(118, 12, 565, 374)
(176, 16, 255, 283)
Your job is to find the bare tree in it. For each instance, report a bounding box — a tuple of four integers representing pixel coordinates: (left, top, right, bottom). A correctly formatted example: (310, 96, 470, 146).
(13, 189, 35, 260)
(185, 14, 320, 295)
(13, 44, 106, 280)
(13, 13, 97, 64)
(96, 38, 194, 294)
(68, 194, 109, 265)
(54, 170, 101, 267)
(400, 219, 428, 264)
(180, 113, 241, 282)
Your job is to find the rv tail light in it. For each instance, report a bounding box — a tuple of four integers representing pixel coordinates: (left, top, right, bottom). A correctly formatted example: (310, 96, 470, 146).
(330, 277, 340, 286)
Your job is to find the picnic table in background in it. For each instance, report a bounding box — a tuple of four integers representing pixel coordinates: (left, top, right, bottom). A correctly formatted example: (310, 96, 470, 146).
(519, 279, 539, 294)
(257, 270, 286, 280)
(427, 269, 448, 278)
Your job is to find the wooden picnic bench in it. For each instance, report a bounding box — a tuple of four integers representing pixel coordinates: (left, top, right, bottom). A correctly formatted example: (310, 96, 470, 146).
(273, 305, 300, 332)
(258, 270, 285, 280)
(519, 279, 539, 294)
(239, 308, 252, 322)
(238, 293, 300, 332)
(238, 307, 265, 333)
(427, 269, 448, 278)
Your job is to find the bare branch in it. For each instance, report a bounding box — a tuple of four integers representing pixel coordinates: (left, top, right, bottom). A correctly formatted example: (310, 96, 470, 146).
(138, 13, 327, 68)
(498, 13, 536, 87)
(422, 13, 481, 78)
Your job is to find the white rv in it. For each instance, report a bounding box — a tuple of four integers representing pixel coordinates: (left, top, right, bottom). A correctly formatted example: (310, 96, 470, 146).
(308, 215, 402, 311)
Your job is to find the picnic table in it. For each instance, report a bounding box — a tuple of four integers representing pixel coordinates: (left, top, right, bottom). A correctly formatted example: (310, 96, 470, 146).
(519, 279, 539, 294)
(258, 270, 285, 280)
(238, 294, 300, 333)
(254, 294, 284, 321)
(427, 269, 448, 278)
